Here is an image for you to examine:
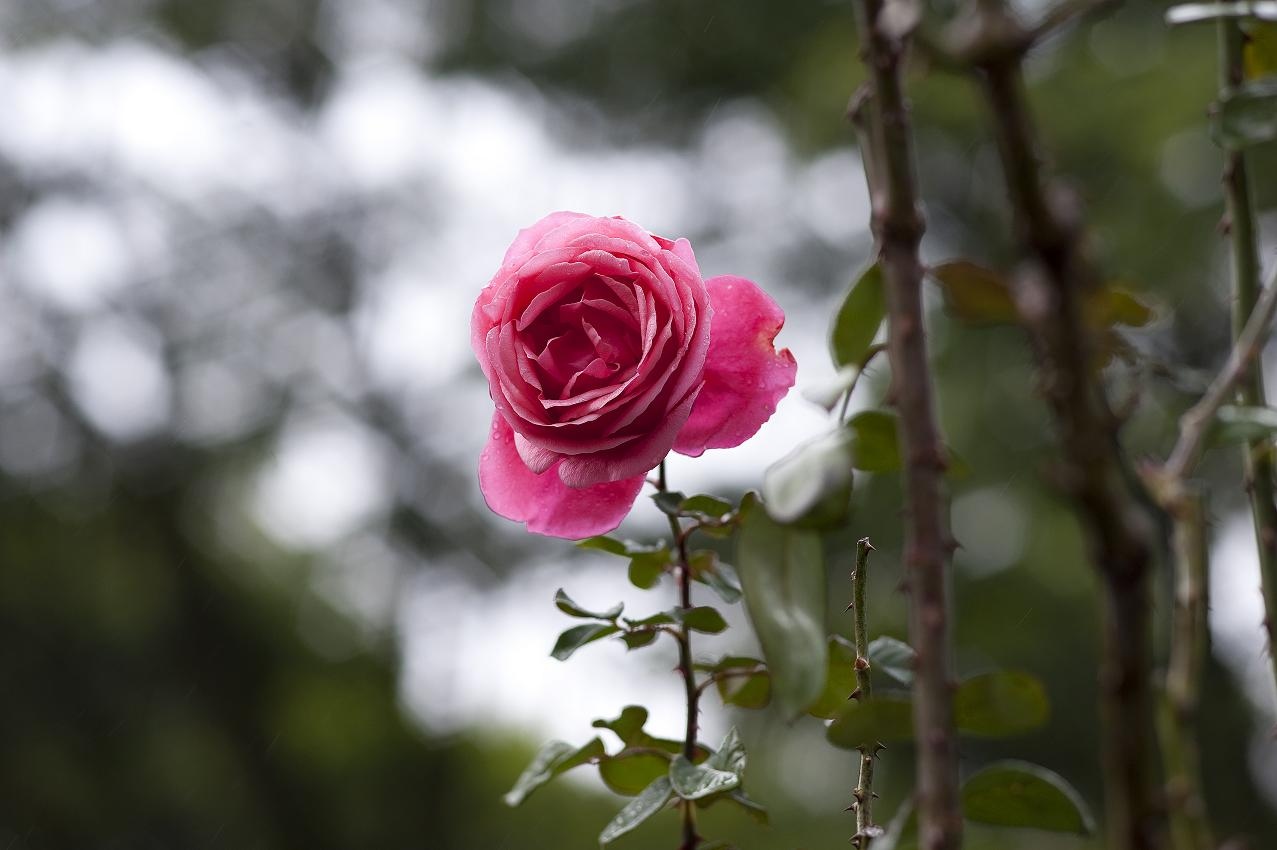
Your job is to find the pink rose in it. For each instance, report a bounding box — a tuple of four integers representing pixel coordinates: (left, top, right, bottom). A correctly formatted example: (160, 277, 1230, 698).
(472, 211, 796, 538)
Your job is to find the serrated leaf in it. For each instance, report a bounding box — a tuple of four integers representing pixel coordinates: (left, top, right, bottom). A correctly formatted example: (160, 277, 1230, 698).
(504, 737, 606, 806)
(1166, 1, 1277, 25)
(955, 671, 1050, 737)
(681, 494, 734, 518)
(848, 410, 902, 473)
(736, 493, 828, 715)
(669, 755, 740, 800)
(763, 429, 855, 525)
(578, 536, 630, 556)
(707, 727, 747, 775)
(962, 760, 1096, 834)
(825, 696, 916, 749)
(693, 554, 744, 604)
(805, 635, 860, 719)
(803, 364, 861, 411)
(831, 263, 887, 368)
(1213, 76, 1277, 148)
(599, 750, 671, 796)
(1211, 404, 1277, 446)
(653, 491, 686, 516)
(930, 260, 1018, 324)
(868, 635, 916, 685)
(599, 776, 674, 845)
(551, 623, 621, 661)
(555, 588, 623, 621)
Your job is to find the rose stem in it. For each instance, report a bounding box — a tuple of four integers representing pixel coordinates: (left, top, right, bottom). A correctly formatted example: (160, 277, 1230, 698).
(852, 0, 962, 846)
(958, 3, 1159, 844)
(657, 460, 701, 850)
(850, 537, 879, 848)
(1216, 13, 1277, 704)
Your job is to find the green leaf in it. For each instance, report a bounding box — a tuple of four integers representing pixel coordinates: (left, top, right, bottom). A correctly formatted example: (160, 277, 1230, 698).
(1094, 287, 1156, 327)
(825, 696, 916, 749)
(868, 636, 916, 685)
(577, 536, 630, 556)
(929, 260, 1018, 324)
(599, 776, 674, 845)
(624, 612, 677, 628)
(762, 429, 855, 525)
(652, 491, 686, 516)
(831, 263, 886, 368)
(551, 623, 621, 661)
(1214, 76, 1277, 148)
(689, 551, 743, 604)
(707, 727, 747, 775)
(620, 630, 659, 650)
(676, 605, 729, 634)
(955, 671, 1050, 737)
(669, 755, 740, 800)
(803, 364, 861, 411)
(962, 760, 1096, 834)
(1245, 22, 1277, 77)
(1211, 404, 1277, 447)
(711, 657, 771, 709)
(1166, 2, 1277, 25)
(805, 635, 860, 720)
(848, 410, 902, 473)
(681, 494, 734, 518)
(504, 737, 606, 806)
(555, 588, 623, 621)
(593, 706, 650, 745)
(736, 493, 828, 714)
(627, 549, 669, 589)
(599, 750, 671, 796)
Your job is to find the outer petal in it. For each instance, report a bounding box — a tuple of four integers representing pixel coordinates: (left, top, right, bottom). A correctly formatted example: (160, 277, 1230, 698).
(479, 414, 644, 539)
(673, 275, 797, 457)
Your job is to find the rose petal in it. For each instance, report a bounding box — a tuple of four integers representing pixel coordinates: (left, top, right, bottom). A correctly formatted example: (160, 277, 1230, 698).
(557, 386, 699, 487)
(479, 414, 644, 539)
(673, 275, 797, 456)
(500, 211, 590, 269)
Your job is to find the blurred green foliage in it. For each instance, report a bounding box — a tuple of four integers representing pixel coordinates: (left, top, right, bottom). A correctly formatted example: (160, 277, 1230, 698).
(1, 0, 1276, 848)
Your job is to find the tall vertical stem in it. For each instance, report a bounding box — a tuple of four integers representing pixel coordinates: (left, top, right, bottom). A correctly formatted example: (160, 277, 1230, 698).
(970, 13, 1158, 846)
(1157, 489, 1214, 850)
(851, 537, 879, 847)
(1218, 18, 1277, 696)
(852, 6, 962, 848)
(659, 463, 701, 850)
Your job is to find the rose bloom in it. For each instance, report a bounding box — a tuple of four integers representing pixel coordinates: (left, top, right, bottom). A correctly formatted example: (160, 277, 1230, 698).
(472, 212, 796, 538)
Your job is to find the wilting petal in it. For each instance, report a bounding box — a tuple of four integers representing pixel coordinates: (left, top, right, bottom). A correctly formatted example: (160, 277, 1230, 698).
(480, 414, 644, 538)
(674, 275, 797, 456)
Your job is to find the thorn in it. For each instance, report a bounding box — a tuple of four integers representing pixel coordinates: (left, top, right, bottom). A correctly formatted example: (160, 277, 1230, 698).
(845, 601, 855, 611)
(848, 687, 863, 701)
(855, 656, 871, 671)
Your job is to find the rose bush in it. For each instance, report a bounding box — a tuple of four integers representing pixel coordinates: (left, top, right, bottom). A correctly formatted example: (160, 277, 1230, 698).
(472, 211, 796, 538)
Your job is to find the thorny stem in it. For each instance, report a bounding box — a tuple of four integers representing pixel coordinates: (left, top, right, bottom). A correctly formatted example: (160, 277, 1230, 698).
(1156, 490, 1214, 850)
(850, 538, 879, 848)
(963, 3, 1159, 847)
(852, 3, 962, 848)
(1217, 16, 1277, 704)
(657, 460, 701, 850)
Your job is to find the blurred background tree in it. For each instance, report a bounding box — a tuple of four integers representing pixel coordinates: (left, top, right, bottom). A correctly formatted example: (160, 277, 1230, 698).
(0, 0, 1274, 847)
